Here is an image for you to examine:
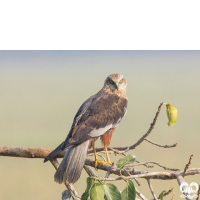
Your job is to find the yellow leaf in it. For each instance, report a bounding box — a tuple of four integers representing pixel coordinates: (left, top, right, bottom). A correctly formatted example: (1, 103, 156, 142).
(166, 104, 178, 126)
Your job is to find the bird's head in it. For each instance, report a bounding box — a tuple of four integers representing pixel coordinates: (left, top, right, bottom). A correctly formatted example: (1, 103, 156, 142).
(104, 73, 127, 92)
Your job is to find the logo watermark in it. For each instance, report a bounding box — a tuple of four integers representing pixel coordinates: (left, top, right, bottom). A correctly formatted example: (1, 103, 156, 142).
(180, 182, 198, 198)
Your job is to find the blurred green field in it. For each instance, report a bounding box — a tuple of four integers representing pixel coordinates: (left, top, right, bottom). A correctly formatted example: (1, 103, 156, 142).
(0, 51, 200, 200)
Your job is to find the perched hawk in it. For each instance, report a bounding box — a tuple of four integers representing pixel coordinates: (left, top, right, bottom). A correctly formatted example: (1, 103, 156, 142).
(44, 73, 128, 184)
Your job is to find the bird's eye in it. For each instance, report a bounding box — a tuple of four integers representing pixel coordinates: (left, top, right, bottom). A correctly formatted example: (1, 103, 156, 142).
(120, 79, 123, 83)
(109, 80, 114, 84)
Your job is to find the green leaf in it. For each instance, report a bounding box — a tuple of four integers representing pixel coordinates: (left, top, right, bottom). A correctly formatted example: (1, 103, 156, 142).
(121, 180, 136, 200)
(159, 191, 164, 200)
(116, 155, 136, 169)
(101, 183, 121, 200)
(81, 177, 95, 200)
(159, 188, 174, 200)
(166, 104, 178, 126)
(82, 177, 105, 200)
(81, 192, 89, 200)
(62, 190, 71, 200)
(90, 181, 104, 200)
(86, 177, 95, 191)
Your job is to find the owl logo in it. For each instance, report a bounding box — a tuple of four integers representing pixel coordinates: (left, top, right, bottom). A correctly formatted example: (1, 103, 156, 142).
(180, 182, 198, 198)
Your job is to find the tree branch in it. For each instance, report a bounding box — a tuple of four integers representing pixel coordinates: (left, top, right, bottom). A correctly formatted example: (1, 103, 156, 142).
(176, 173, 192, 200)
(0, 145, 65, 159)
(183, 155, 193, 176)
(144, 138, 178, 148)
(135, 188, 148, 200)
(147, 179, 158, 200)
(125, 161, 179, 171)
(86, 159, 200, 181)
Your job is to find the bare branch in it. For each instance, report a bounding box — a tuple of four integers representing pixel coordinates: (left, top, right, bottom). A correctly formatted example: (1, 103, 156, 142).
(87, 152, 106, 161)
(1, 145, 199, 182)
(176, 173, 192, 200)
(144, 138, 178, 148)
(125, 161, 179, 171)
(147, 179, 158, 200)
(85, 158, 148, 178)
(109, 147, 127, 156)
(183, 155, 193, 176)
(129, 103, 164, 149)
(104, 171, 111, 179)
(86, 159, 200, 181)
(135, 188, 148, 200)
(136, 160, 154, 168)
(124, 168, 140, 186)
(0, 145, 65, 159)
(94, 171, 178, 182)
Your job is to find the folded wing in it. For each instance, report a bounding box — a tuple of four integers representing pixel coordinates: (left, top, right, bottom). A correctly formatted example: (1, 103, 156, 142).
(44, 94, 127, 162)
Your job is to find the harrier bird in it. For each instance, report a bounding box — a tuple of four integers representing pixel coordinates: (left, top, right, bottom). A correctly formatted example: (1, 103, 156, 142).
(44, 73, 128, 184)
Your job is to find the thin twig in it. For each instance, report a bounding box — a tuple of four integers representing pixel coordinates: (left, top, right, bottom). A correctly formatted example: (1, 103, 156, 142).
(88, 165, 200, 181)
(176, 174, 192, 200)
(124, 169, 140, 186)
(126, 161, 179, 171)
(183, 155, 193, 176)
(109, 147, 127, 156)
(135, 188, 148, 200)
(136, 160, 154, 168)
(129, 103, 164, 149)
(147, 179, 158, 200)
(87, 153, 106, 161)
(144, 138, 178, 148)
(104, 170, 111, 178)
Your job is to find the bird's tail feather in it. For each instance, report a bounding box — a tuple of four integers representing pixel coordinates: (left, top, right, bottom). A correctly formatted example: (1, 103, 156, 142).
(54, 140, 89, 184)
(44, 142, 63, 163)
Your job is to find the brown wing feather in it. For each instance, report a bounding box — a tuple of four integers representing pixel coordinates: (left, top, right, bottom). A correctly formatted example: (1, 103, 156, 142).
(44, 94, 127, 162)
(64, 94, 127, 147)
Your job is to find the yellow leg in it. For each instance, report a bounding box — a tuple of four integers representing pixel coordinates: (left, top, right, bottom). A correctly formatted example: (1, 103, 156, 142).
(105, 147, 112, 165)
(91, 144, 112, 167)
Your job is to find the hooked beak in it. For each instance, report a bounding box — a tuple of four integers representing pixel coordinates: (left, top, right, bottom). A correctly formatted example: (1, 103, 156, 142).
(115, 83, 119, 90)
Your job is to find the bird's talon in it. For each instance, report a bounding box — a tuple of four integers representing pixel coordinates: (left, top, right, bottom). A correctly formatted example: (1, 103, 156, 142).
(91, 159, 112, 167)
(102, 161, 112, 166)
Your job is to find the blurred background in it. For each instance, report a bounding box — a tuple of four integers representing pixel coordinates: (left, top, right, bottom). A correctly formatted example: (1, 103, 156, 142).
(0, 51, 200, 200)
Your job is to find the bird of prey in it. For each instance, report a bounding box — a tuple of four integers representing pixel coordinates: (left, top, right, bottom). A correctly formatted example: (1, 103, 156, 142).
(44, 73, 128, 184)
